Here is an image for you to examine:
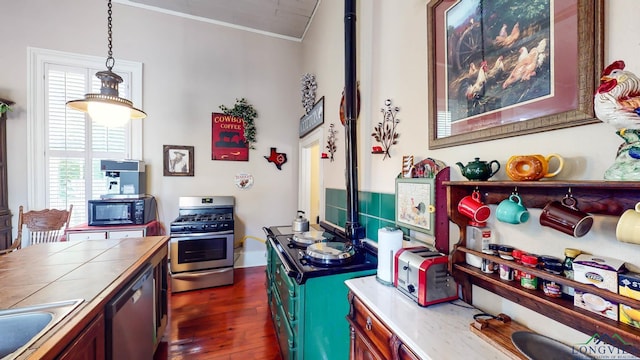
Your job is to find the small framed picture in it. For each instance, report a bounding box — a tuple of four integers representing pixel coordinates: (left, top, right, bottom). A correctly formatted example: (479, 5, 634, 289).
(395, 177, 436, 236)
(163, 145, 194, 176)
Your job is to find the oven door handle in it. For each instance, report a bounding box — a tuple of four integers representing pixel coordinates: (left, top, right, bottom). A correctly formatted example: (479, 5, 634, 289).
(268, 237, 298, 277)
(170, 230, 234, 238)
(170, 267, 233, 278)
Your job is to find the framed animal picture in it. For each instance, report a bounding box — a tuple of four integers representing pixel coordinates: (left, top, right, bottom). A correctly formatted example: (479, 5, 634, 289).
(427, 0, 604, 149)
(211, 112, 249, 161)
(164, 145, 194, 176)
(395, 177, 436, 236)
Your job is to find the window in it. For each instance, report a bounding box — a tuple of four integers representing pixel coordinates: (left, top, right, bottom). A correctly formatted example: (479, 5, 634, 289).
(28, 48, 143, 226)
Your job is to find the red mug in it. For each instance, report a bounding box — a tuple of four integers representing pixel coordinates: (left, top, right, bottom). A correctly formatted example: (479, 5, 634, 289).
(458, 191, 491, 226)
(540, 196, 593, 237)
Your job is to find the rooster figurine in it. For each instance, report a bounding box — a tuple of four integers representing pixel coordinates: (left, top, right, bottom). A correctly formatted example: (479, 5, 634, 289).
(594, 60, 640, 180)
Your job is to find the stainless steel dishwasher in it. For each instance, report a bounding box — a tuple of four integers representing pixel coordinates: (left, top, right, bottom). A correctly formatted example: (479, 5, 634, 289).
(106, 264, 154, 360)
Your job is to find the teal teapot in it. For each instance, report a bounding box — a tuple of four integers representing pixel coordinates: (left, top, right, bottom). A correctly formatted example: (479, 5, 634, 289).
(456, 157, 500, 181)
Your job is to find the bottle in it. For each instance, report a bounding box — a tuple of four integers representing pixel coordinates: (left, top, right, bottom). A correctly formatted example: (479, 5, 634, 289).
(465, 225, 492, 268)
(562, 248, 582, 297)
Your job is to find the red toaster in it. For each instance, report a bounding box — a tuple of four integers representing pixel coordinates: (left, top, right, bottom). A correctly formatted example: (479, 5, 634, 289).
(393, 246, 458, 306)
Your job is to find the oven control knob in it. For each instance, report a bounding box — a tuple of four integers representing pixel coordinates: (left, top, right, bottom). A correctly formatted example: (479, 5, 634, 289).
(407, 284, 415, 293)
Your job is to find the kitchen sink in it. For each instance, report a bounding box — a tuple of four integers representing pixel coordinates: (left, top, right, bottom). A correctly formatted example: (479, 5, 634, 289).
(511, 331, 595, 360)
(0, 299, 84, 359)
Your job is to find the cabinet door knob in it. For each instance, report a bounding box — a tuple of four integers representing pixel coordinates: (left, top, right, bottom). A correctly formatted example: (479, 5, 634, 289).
(366, 316, 372, 331)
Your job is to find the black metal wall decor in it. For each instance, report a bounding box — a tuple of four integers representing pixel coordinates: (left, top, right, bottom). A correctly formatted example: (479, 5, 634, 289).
(372, 99, 400, 160)
(264, 147, 288, 170)
(301, 73, 317, 115)
(325, 124, 338, 161)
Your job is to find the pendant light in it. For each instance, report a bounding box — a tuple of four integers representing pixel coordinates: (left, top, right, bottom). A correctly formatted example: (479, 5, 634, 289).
(66, 0, 146, 127)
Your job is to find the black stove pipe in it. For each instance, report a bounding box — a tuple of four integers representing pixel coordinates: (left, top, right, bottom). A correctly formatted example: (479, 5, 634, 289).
(344, 0, 364, 245)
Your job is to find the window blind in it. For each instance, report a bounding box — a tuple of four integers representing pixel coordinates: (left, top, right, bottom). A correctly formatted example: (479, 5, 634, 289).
(45, 64, 130, 225)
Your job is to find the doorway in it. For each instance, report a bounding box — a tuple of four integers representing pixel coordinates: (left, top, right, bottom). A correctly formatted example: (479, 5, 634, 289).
(299, 128, 323, 224)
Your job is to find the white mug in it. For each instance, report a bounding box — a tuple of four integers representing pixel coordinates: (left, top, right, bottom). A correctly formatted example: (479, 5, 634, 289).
(616, 202, 640, 245)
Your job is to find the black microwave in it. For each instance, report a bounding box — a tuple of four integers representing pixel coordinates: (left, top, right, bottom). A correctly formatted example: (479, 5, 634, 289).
(88, 196, 157, 226)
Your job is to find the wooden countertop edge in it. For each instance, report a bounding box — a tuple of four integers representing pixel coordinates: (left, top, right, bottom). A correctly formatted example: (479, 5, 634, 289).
(17, 236, 170, 360)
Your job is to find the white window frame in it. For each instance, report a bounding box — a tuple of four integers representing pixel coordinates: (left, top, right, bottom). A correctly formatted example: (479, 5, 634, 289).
(27, 47, 143, 210)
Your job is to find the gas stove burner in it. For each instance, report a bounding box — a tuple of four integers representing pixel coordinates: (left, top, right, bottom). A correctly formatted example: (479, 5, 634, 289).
(304, 242, 355, 267)
(174, 213, 232, 223)
(289, 231, 327, 247)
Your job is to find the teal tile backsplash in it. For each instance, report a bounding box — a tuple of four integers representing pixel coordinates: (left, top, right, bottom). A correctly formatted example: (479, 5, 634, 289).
(325, 188, 398, 241)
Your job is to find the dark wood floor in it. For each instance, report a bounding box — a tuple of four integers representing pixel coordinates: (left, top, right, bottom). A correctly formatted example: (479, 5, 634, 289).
(154, 266, 281, 360)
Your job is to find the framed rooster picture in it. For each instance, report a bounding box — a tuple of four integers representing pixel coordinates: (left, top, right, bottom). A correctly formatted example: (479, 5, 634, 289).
(427, 0, 604, 149)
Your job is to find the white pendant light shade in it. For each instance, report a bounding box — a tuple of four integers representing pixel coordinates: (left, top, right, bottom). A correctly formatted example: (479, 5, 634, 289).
(86, 101, 132, 127)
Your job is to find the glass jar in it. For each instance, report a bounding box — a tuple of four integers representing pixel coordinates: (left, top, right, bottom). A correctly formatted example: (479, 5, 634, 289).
(540, 255, 563, 298)
(520, 254, 539, 290)
(489, 244, 500, 272)
(562, 248, 582, 297)
(498, 245, 515, 260)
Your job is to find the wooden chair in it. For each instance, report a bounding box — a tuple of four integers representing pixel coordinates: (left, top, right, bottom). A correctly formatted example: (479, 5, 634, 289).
(0, 205, 73, 253)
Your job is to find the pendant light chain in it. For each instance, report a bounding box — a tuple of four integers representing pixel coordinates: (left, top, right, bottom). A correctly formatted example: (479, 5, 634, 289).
(106, 0, 115, 71)
(65, 0, 147, 122)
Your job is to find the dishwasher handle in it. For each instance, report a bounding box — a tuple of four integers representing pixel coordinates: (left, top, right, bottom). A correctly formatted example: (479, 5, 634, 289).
(106, 264, 153, 319)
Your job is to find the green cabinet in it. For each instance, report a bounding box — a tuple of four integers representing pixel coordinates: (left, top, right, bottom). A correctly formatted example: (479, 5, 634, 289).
(266, 239, 376, 360)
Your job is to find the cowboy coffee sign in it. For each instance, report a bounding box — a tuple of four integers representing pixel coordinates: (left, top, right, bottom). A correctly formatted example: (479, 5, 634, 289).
(212, 113, 248, 161)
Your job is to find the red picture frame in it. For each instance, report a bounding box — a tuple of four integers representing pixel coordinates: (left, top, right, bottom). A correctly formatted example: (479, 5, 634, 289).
(427, 0, 604, 149)
(211, 113, 249, 161)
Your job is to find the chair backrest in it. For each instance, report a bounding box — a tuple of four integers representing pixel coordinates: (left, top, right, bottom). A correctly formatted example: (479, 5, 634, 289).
(19, 205, 73, 246)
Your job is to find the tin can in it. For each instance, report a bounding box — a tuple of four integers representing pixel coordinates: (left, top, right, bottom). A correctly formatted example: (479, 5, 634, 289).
(541, 255, 563, 298)
(499, 263, 514, 281)
(542, 279, 562, 297)
(481, 249, 496, 274)
(520, 254, 539, 290)
(512, 249, 526, 281)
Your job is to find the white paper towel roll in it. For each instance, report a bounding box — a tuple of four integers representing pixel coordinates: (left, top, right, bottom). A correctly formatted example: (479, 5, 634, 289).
(377, 227, 403, 285)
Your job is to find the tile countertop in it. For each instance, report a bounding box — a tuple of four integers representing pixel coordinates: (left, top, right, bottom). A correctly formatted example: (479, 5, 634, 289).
(0, 236, 169, 359)
(345, 276, 511, 360)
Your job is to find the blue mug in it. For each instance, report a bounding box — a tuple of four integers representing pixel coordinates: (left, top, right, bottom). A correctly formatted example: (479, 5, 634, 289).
(496, 194, 530, 224)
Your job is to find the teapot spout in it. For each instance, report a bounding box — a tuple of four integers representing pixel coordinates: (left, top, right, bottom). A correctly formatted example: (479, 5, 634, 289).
(455, 162, 465, 171)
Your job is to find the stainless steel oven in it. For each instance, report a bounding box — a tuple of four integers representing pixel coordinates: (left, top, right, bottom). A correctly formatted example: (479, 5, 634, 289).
(169, 196, 235, 293)
(170, 231, 233, 272)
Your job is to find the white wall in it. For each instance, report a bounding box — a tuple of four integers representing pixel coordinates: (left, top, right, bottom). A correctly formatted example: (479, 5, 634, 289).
(303, 0, 640, 348)
(0, 0, 302, 246)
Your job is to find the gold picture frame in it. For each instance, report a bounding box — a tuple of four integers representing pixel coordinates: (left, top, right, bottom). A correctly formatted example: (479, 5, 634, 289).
(427, 0, 604, 149)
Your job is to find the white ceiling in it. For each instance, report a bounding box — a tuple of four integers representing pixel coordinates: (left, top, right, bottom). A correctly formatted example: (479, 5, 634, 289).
(114, 0, 320, 41)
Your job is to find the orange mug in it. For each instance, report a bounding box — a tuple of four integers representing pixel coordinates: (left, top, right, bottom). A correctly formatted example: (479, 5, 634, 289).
(506, 154, 564, 181)
(458, 191, 491, 226)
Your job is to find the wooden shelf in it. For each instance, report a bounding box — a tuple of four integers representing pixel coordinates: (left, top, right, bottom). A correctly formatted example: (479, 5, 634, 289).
(458, 246, 640, 310)
(445, 180, 640, 216)
(454, 263, 640, 350)
(446, 181, 640, 357)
